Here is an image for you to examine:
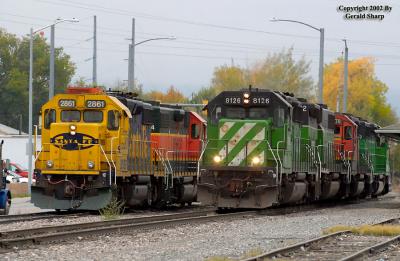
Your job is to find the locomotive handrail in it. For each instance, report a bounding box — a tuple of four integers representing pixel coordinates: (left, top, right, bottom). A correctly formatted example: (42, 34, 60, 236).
(197, 140, 209, 180)
(99, 144, 112, 186)
(347, 150, 353, 182)
(276, 140, 284, 175)
(264, 139, 279, 184)
(110, 137, 118, 184)
(316, 145, 324, 182)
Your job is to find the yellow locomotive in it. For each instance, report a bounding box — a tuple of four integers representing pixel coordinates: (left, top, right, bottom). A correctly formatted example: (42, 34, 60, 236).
(32, 87, 206, 210)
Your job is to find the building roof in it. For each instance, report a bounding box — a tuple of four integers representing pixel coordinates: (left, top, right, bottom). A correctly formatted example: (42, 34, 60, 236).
(375, 123, 400, 140)
(0, 123, 25, 135)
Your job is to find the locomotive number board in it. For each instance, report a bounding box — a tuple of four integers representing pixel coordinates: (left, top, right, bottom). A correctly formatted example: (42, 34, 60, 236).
(86, 100, 106, 108)
(224, 95, 271, 105)
(59, 99, 76, 108)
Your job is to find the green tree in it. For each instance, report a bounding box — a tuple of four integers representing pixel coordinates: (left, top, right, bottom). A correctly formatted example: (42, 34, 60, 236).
(208, 48, 314, 99)
(0, 28, 75, 132)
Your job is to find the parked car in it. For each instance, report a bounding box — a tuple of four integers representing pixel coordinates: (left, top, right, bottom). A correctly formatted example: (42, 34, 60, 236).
(6, 170, 35, 183)
(9, 163, 28, 178)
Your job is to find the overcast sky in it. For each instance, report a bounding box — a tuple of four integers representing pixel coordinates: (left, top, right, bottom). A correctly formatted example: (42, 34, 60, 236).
(1, 0, 399, 114)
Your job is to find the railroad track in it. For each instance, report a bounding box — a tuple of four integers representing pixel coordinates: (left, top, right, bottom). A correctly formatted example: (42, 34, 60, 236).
(0, 211, 89, 225)
(242, 217, 400, 261)
(0, 209, 258, 252)
(0, 196, 395, 254)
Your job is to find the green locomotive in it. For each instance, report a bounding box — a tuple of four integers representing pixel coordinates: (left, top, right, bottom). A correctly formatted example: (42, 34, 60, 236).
(198, 88, 390, 209)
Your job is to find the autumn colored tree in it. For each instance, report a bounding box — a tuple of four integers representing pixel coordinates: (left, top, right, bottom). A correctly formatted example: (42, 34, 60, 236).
(207, 49, 315, 99)
(323, 57, 396, 126)
(144, 85, 188, 103)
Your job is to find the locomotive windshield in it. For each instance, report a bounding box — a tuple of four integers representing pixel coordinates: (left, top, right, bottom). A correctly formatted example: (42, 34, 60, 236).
(83, 111, 103, 123)
(61, 110, 80, 122)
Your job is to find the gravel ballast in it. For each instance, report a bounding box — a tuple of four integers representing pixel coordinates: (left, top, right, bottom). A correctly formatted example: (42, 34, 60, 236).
(2, 194, 400, 261)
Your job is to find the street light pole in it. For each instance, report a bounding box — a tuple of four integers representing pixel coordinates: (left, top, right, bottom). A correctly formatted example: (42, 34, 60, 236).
(270, 18, 325, 104)
(49, 18, 79, 100)
(49, 25, 55, 100)
(28, 27, 33, 195)
(28, 18, 79, 195)
(127, 18, 176, 92)
(343, 39, 348, 113)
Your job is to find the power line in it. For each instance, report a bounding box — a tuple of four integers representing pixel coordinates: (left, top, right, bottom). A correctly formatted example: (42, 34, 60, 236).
(31, 0, 400, 48)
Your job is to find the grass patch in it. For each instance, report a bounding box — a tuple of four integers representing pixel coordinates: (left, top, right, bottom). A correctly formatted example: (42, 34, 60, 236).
(12, 193, 30, 198)
(204, 257, 233, 261)
(241, 248, 263, 258)
(324, 224, 400, 237)
(99, 197, 125, 220)
(204, 248, 263, 261)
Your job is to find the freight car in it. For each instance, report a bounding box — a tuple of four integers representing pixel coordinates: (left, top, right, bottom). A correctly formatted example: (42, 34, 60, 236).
(32, 87, 206, 210)
(198, 87, 390, 209)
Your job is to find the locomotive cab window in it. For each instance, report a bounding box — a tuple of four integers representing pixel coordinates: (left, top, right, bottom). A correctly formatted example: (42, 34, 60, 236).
(274, 108, 285, 127)
(334, 126, 340, 134)
(225, 107, 245, 119)
(108, 110, 120, 130)
(44, 109, 56, 129)
(61, 110, 80, 122)
(191, 124, 200, 139)
(83, 111, 103, 123)
(344, 126, 352, 140)
(249, 108, 269, 119)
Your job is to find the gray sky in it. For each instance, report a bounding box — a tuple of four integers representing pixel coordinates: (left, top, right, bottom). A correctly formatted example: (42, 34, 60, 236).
(1, 0, 400, 114)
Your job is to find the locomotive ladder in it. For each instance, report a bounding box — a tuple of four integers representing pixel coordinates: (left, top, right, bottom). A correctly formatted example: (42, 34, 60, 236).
(154, 149, 174, 189)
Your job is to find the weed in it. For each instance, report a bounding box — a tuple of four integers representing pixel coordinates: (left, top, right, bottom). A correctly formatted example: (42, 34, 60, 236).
(324, 224, 400, 237)
(99, 197, 125, 220)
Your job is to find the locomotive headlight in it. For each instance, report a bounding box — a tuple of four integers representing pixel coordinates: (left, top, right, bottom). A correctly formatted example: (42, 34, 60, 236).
(252, 156, 261, 165)
(243, 92, 250, 99)
(213, 155, 222, 163)
(46, 160, 54, 168)
(70, 131, 76, 135)
(88, 161, 95, 169)
(70, 125, 76, 131)
(243, 98, 250, 104)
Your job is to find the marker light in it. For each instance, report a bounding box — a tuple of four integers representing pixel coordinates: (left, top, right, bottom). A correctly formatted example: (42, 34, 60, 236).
(88, 161, 95, 169)
(46, 160, 54, 168)
(213, 155, 222, 163)
(252, 156, 261, 165)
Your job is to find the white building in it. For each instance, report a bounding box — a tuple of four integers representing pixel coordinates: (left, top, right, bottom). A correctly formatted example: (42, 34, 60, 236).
(0, 123, 41, 169)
